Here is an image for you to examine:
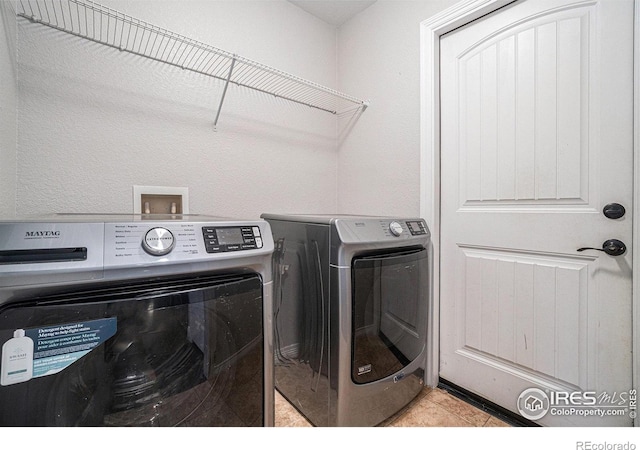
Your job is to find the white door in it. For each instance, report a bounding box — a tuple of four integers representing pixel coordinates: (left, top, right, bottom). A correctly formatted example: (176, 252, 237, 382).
(439, 0, 634, 426)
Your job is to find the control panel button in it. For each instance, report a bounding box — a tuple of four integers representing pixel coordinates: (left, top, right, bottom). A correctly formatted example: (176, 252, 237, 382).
(142, 227, 175, 256)
(389, 221, 403, 237)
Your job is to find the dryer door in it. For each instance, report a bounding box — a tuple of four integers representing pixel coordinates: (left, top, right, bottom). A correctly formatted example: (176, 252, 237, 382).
(0, 272, 264, 426)
(351, 248, 428, 384)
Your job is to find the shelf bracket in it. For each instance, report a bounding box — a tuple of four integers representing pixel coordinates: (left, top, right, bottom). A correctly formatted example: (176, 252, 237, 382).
(213, 56, 237, 131)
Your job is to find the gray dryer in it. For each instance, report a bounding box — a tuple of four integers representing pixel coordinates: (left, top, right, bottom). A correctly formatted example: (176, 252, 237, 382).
(261, 214, 430, 427)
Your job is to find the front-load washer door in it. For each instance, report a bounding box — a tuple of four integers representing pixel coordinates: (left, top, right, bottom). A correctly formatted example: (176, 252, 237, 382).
(0, 272, 264, 426)
(351, 248, 428, 384)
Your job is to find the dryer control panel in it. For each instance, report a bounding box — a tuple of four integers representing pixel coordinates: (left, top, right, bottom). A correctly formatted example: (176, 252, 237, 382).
(405, 220, 428, 236)
(331, 217, 430, 244)
(375, 219, 430, 240)
(387, 220, 428, 237)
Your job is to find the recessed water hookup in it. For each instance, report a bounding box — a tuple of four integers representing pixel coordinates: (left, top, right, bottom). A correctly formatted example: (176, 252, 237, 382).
(133, 186, 189, 216)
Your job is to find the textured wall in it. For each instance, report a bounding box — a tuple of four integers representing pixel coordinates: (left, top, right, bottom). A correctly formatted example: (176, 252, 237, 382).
(14, 0, 461, 221)
(0, 1, 17, 218)
(337, 0, 455, 217)
(15, 0, 339, 219)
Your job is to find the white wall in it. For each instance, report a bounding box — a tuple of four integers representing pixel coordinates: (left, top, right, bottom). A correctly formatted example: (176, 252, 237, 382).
(337, 0, 456, 217)
(0, 0, 17, 218)
(15, 0, 339, 219)
(14, 0, 460, 220)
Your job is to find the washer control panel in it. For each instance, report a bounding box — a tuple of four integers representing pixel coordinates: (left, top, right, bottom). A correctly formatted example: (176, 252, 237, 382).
(102, 220, 271, 267)
(142, 227, 176, 256)
(0, 217, 274, 279)
(202, 226, 263, 253)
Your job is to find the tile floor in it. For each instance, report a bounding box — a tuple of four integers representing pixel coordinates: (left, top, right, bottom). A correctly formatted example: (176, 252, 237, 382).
(275, 386, 511, 427)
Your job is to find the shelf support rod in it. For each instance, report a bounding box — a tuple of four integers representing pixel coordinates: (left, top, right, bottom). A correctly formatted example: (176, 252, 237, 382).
(213, 56, 237, 131)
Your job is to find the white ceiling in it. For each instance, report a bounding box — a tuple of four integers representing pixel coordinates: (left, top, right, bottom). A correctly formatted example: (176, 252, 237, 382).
(288, 1, 377, 26)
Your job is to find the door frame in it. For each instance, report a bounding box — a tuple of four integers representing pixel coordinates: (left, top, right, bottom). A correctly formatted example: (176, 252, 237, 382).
(419, 0, 640, 424)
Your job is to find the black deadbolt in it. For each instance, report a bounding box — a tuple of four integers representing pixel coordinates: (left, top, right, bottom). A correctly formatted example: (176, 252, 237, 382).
(603, 203, 626, 219)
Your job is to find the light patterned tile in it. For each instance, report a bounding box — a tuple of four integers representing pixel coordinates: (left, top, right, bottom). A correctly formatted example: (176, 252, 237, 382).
(274, 386, 509, 428)
(377, 386, 433, 426)
(425, 388, 491, 427)
(388, 397, 474, 427)
(275, 391, 312, 427)
(484, 416, 511, 427)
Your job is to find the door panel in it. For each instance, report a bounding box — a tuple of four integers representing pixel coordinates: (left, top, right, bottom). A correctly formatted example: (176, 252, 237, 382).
(439, 0, 633, 426)
(456, 246, 590, 387)
(458, 6, 590, 208)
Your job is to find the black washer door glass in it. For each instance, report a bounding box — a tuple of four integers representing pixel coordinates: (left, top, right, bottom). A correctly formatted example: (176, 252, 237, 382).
(0, 273, 264, 426)
(351, 248, 428, 384)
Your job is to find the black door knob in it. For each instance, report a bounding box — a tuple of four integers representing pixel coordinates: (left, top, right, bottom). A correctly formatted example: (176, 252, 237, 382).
(577, 239, 626, 256)
(603, 203, 626, 219)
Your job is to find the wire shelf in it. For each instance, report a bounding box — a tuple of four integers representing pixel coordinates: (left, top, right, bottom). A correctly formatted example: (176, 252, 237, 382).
(16, 0, 368, 126)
